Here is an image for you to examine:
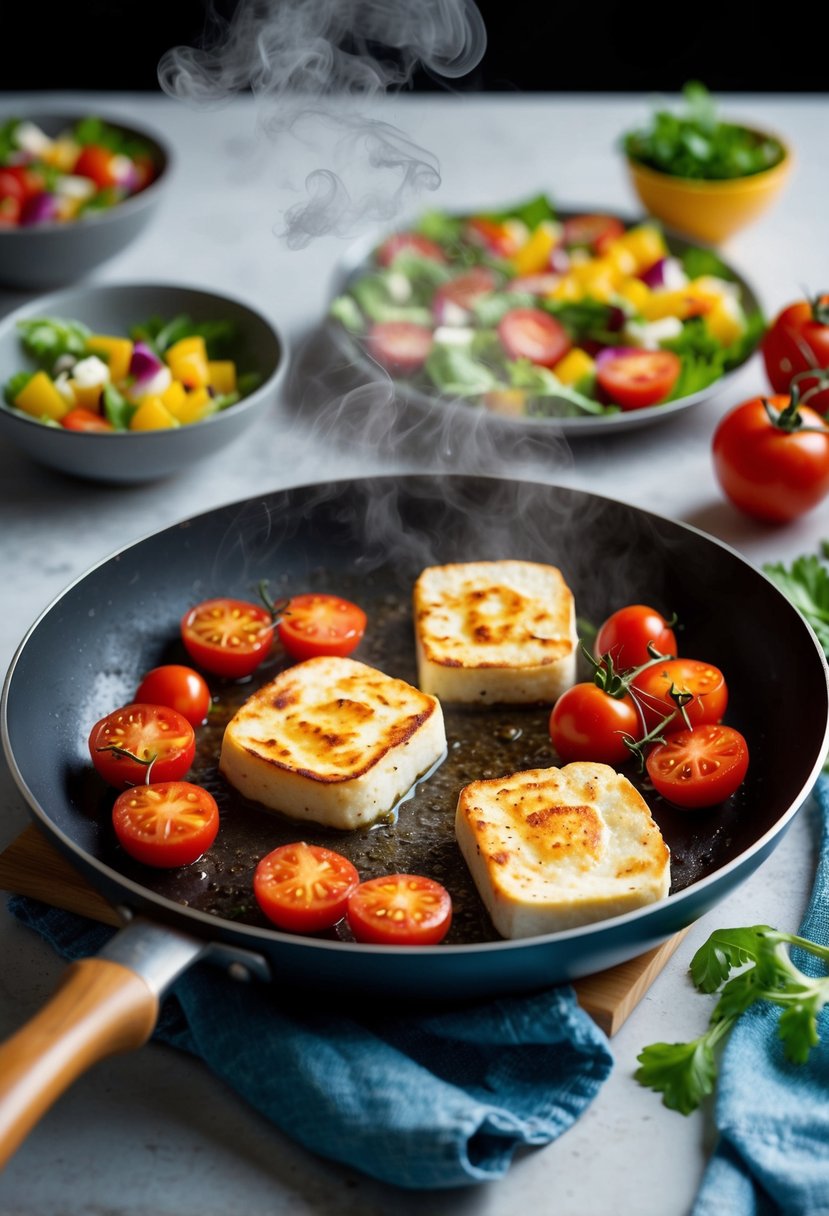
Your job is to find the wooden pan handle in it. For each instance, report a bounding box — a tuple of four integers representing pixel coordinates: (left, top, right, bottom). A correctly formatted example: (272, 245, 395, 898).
(0, 956, 158, 1167)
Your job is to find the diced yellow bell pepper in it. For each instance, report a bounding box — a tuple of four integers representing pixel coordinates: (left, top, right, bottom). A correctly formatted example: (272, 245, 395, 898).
(166, 386, 212, 426)
(160, 380, 187, 413)
(482, 389, 527, 417)
(550, 275, 586, 302)
(602, 241, 638, 277)
(616, 278, 651, 312)
(613, 225, 668, 274)
(704, 299, 746, 346)
(207, 360, 237, 395)
(43, 137, 79, 172)
(554, 348, 596, 386)
(87, 335, 134, 384)
(511, 222, 558, 277)
(640, 287, 715, 323)
(14, 371, 70, 422)
(129, 396, 179, 431)
(165, 336, 210, 389)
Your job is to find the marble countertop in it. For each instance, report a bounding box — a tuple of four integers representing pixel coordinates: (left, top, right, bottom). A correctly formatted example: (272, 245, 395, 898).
(0, 91, 827, 1215)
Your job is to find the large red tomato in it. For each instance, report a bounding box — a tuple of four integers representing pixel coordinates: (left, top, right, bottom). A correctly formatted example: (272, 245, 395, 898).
(712, 394, 829, 523)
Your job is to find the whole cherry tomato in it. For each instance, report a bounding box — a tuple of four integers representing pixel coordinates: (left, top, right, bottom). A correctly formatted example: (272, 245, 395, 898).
(712, 394, 829, 523)
(549, 682, 642, 765)
(595, 604, 677, 668)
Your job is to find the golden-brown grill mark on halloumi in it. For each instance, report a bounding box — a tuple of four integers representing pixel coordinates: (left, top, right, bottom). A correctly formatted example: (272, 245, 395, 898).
(455, 762, 671, 938)
(219, 655, 447, 831)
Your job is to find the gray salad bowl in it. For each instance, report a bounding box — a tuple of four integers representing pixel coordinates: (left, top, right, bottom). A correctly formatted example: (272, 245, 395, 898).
(0, 110, 172, 289)
(0, 283, 286, 483)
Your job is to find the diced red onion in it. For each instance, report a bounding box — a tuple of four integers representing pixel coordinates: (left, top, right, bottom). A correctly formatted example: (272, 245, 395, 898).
(20, 192, 59, 226)
(129, 341, 165, 383)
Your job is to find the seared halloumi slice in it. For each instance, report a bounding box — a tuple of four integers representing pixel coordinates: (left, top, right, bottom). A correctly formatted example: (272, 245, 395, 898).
(220, 656, 446, 830)
(413, 560, 577, 703)
(456, 763, 670, 938)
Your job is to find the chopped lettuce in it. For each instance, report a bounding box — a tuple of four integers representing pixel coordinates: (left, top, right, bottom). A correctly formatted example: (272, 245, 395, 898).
(472, 291, 535, 327)
(329, 294, 365, 333)
(130, 314, 237, 358)
(507, 359, 607, 415)
(101, 382, 136, 430)
(3, 370, 32, 406)
(425, 345, 500, 396)
(484, 193, 556, 230)
(349, 274, 432, 326)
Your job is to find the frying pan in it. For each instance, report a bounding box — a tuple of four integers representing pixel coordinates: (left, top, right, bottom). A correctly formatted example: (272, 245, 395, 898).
(1, 474, 827, 1164)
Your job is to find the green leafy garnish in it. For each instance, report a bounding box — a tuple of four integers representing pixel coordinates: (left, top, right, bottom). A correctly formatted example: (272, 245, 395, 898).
(679, 246, 735, 282)
(129, 314, 237, 359)
(636, 925, 829, 1114)
(763, 553, 829, 655)
(424, 345, 500, 396)
(348, 275, 432, 327)
(101, 382, 136, 430)
(17, 317, 91, 364)
(483, 192, 556, 230)
(623, 82, 785, 181)
(0, 118, 21, 163)
(3, 370, 33, 406)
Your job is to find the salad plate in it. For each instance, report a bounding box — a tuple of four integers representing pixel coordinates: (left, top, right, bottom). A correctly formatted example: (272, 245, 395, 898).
(326, 197, 763, 437)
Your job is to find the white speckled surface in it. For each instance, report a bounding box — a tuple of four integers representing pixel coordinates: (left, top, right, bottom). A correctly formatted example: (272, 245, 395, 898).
(0, 92, 827, 1215)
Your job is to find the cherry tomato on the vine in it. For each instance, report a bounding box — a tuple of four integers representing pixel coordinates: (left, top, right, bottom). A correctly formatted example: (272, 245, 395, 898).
(549, 682, 642, 765)
(135, 665, 211, 726)
(88, 703, 195, 789)
(181, 597, 274, 679)
(254, 842, 360, 933)
(712, 394, 829, 523)
(278, 594, 367, 662)
(631, 658, 728, 732)
(594, 604, 677, 669)
(646, 723, 749, 808)
(347, 874, 452, 945)
(112, 781, 219, 867)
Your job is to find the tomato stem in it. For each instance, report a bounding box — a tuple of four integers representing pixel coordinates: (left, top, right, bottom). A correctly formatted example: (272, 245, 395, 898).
(96, 743, 158, 784)
(622, 686, 694, 770)
(258, 579, 290, 623)
(812, 293, 829, 327)
(764, 390, 829, 434)
(585, 640, 677, 700)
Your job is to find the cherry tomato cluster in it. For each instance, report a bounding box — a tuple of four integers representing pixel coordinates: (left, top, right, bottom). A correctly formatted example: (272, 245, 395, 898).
(253, 842, 453, 945)
(713, 294, 829, 524)
(548, 603, 749, 809)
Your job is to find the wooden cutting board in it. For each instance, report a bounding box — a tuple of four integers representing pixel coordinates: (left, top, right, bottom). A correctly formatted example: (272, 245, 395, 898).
(0, 825, 687, 1036)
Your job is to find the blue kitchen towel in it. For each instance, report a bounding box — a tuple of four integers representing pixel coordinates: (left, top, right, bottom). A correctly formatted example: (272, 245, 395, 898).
(693, 773, 829, 1216)
(9, 897, 613, 1190)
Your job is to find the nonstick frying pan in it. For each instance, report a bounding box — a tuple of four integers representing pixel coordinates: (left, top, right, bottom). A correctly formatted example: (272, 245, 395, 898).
(1, 474, 827, 1163)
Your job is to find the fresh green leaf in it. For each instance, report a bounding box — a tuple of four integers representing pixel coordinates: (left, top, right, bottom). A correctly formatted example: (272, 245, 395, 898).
(212, 391, 240, 411)
(544, 298, 622, 344)
(680, 246, 735, 282)
(472, 291, 535, 328)
(235, 371, 262, 398)
(329, 294, 365, 333)
(414, 208, 464, 247)
(349, 275, 432, 326)
(762, 555, 829, 654)
(424, 345, 500, 396)
(17, 317, 91, 365)
(101, 382, 136, 430)
(483, 192, 556, 230)
(635, 1037, 720, 1115)
(0, 118, 21, 164)
(3, 370, 32, 406)
(691, 926, 772, 992)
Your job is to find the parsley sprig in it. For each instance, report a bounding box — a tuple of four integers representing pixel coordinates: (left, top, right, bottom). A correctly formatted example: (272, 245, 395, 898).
(763, 546, 829, 657)
(636, 925, 829, 1114)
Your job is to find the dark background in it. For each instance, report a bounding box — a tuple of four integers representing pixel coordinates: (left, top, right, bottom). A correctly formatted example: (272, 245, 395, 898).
(2, 2, 822, 94)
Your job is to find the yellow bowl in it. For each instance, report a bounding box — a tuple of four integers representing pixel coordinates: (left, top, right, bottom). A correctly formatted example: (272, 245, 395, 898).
(626, 136, 793, 244)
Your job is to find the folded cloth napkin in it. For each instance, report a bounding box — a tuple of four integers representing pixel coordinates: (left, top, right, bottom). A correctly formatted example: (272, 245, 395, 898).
(693, 773, 829, 1216)
(9, 896, 612, 1190)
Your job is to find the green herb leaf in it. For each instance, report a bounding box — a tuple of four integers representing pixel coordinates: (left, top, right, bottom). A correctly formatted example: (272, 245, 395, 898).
(763, 555, 829, 654)
(635, 1036, 720, 1115)
(483, 193, 556, 230)
(691, 925, 772, 992)
(101, 382, 136, 430)
(424, 345, 500, 396)
(3, 370, 33, 406)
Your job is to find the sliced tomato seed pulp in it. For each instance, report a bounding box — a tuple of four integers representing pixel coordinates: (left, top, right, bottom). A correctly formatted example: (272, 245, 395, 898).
(121, 786, 211, 838)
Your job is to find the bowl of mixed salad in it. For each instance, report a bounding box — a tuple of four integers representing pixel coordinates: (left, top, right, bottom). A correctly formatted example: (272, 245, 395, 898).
(0, 112, 170, 287)
(327, 193, 764, 436)
(622, 84, 792, 244)
(0, 283, 285, 482)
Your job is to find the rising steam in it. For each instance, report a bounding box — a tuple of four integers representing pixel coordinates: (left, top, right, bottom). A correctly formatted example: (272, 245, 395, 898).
(158, 0, 487, 246)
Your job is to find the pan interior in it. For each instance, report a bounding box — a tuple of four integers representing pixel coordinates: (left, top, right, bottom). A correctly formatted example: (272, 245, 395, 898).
(4, 476, 826, 946)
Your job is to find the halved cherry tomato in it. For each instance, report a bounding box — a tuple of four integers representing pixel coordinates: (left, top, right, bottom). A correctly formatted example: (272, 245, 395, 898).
(181, 598, 274, 679)
(465, 215, 523, 257)
(497, 307, 572, 368)
(254, 842, 360, 933)
(367, 321, 433, 376)
(596, 349, 681, 410)
(277, 594, 367, 661)
(1, 164, 44, 202)
(347, 874, 452, 945)
(376, 232, 446, 267)
(433, 267, 497, 319)
(595, 604, 677, 669)
(548, 683, 642, 765)
(74, 144, 120, 190)
(631, 658, 728, 732)
(88, 703, 196, 789)
(562, 213, 625, 254)
(646, 723, 749, 808)
(135, 665, 211, 726)
(112, 781, 219, 867)
(60, 407, 114, 433)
